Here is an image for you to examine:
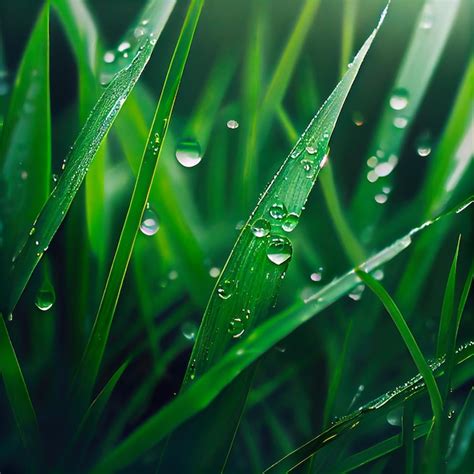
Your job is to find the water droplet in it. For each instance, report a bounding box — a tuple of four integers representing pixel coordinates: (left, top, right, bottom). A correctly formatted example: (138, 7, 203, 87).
(367, 156, 378, 168)
(175, 139, 202, 167)
(310, 268, 324, 282)
(269, 203, 287, 221)
(282, 213, 299, 233)
(104, 51, 116, 63)
(117, 41, 131, 53)
(301, 159, 316, 178)
(416, 132, 432, 157)
(20, 170, 28, 180)
(189, 359, 196, 380)
(226, 119, 239, 129)
(352, 112, 365, 126)
(367, 170, 378, 183)
(140, 208, 159, 236)
(251, 218, 271, 238)
(134, 26, 146, 38)
(228, 317, 245, 338)
(217, 279, 234, 299)
(375, 193, 388, 204)
(266, 236, 292, 265)
(373, 269, 384, 280)
(349, 284, 365, 301)
(182, 321, 197, 340)
(306, 145, 317, 155)
(374, 161, 396, 177)
(386, 407, 403, 426)
(7, 313, 13, 322)
(419, 4, 434, 29)
(209, 267, 220, 278)
(393, 116, 408, 129)
(389, 88, 409, 111)
(168, 270, 178, 280)
(35, 287, 55, 312)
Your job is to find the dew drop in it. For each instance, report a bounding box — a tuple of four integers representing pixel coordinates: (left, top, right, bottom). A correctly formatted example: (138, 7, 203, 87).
(140, 208, 159, 236)
(367, 156, 378, 168)
(209, 267, 220, 278)
(301, 158, 316, 178)
(310, 267, 324, 282)
(117, 41, 131, 53)
(282, 213, 299, 233)
(375, 193, 388, 204)
(389, 88, 409, 111)
(35, 287, 55, 312)
(181, 321, 197, 341)
(305, 145, 317, 155)
(352, 112, 365, 126)
(386, 407, 403, 426)
(228, 317, 245, 338)
(416, 133, 432, 157)
(393, 116, 408, 129)
(217, 279, 234, 300)
(269, 203, 287, 221)
(251, 218, 271, 238)
(226, 119, 239, 129)
(266, 236, 292, 265)
(349, 284, 365, 301)
(7, 313, 13, 322)
(175, 139, 202, 168)
(103, 51, 115, 64)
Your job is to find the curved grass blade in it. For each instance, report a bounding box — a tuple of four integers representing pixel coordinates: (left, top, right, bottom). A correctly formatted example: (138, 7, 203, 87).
(71, 0, 204, 417)
(92, 340, 474, 473)
(350, 0, 461, 234)
(355, 269, 443, 423)
(90, 197, 472, 473)
(264, 344, 473, 473)
(0, 3, 51, 285)
(3, 0, 177, 316)
(0, 314, 39, 459)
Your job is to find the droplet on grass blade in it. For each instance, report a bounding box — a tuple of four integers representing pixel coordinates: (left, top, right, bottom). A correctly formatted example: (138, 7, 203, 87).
(35, 287, 55, 311)
(226, 119, 239, 129)
(416, 132, 432, 157)
(282, 213, 299, 232)
(217, 279, 234, 300)
(348, 284, 365, 301)
(269, 203, 287, 220)
(266, 236, 292, 265)
(389, 88, 409, 111)
(175, 139, 202, 167)
(140, 208, 159, 236)
(251, 218, 271, 238)
(182, 321, 197, 341)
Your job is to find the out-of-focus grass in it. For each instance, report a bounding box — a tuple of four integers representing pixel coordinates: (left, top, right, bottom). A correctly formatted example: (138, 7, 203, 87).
(0, 0, 472, 472)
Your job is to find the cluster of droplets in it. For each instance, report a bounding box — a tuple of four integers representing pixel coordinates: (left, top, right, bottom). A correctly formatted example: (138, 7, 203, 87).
(100, 19, 152, 86)
(175, 139, 202, 168)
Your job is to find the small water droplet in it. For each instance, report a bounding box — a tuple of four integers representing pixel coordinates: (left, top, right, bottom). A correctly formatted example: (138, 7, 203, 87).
(375, 193, 388, 204)
(367, 170, 378, 183)
(168, 270, 178, 280)
(416, 132, 432, 157)
(386, 407, 403, 426)
(310, 267, 324, 282)
(182, 321, 197, 340)
(140, 208, 159, 236)
(269, 203, 287, 221)
(349, 284, 365, 301)
(393, 116, 408, 129)
(35, 287, 55, 312)
(282, 213, 299, 233)
(209, 267, 220, 278)
(301, 158, 316, 178)
(266, 236, 292, 265)
(373, 269, 384, 280)
(352, 112, 365, 126)
(367, 156, 378, 168)
(226, 119, 239, 129)
(251, 218, 271, 238)
(7, 313, 13, 322)
(104, 51, 115, 63)
(389, 88, 409, 111)
(217, 279, 234, 299)
(305, 145, 317, 155)
(20, 170, 28, 180)
(175, 139, 202, 167)
(228, 317, 245, 338)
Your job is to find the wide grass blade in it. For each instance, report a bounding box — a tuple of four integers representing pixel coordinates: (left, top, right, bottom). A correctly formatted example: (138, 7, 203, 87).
(71, 0, 204, 417)
(3, 0, 177, 315)
(0, 3, 51, 282)
(90, 197, 471, 473)
(0, 315, 39, 459)
(350, 0, 461, 234)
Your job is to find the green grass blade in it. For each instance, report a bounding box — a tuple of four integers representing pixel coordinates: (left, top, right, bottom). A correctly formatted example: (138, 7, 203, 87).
(264, 344, 472, 473)
(339, 0, 359, 77)
(436, 236, 461, 359)
(3, 0, 177, 316)
(402, 402, 415, 474)
(0, 3, 51, 283)
(71, 0, 204, 417)
(90, 198, 471, 473)
(0, 314, 39, 458)
(355, 269, 443, 423)
(350, 0, 461, 234)
(329, 421, 431, 473)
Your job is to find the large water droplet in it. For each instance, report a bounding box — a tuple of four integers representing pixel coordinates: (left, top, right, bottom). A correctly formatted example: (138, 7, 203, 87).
(175, 139, 202, 167)
(251, 218, 271, 238)
(217, 279, 234, 299)
(389, 88, 409, 111)
(266, 236, 292, 265)
(416, 132, 432, 157)
(140, 208, 159, 236)
(269, 203, 287, 221)
(282, 213, 299, 232)
(386, 407, 403, 426)
(228, 316, 245, 338)
(35, 287, 55, 312)
(393, 116, 408, 129)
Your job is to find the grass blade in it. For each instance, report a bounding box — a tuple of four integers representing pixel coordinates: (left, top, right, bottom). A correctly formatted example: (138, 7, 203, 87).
(71, 0, 204, 417)
(350, 0, 461, 234)
(0, 314, 39, 459)
(3, 0, 177, 315)
(90, 197, 471, 473)
(355, 269, 443, 423)
(0, 3, 51, 283)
